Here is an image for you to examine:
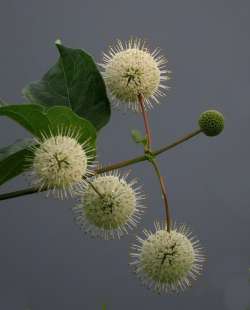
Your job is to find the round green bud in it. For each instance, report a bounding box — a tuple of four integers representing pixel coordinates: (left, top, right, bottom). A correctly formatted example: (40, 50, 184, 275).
(199, 110, 224, 136)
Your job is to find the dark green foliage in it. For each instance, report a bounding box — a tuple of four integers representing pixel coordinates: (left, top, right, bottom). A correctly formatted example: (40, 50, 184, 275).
(23, 43, 111, 130)
(0, 41, 111, 186)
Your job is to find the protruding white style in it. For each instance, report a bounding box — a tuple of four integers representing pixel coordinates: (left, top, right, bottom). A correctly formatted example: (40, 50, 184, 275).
(73, 172, 145, 239)
(100, 38, 171, 111)
(130, 222, 205, 294)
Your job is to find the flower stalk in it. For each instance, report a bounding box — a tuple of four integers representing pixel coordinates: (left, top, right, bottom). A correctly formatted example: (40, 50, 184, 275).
(138, 94, 171, 231)
(150, 159, 171, 232)
(138, 93, 152, 150)
(83, 177, 104, 199)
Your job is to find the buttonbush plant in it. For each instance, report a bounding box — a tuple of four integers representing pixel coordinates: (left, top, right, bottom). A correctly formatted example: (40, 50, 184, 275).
(0, 38, 224, 295)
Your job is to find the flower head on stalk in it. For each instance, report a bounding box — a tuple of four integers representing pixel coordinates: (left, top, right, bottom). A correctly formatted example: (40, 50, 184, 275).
(27, 127, 95, 199)
(101, 38, 171, 111)
(73, 171, 145, 239)
(130, 221, 205, 294)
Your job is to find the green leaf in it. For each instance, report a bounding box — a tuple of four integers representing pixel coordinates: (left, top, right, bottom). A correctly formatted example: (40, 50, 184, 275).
(131, 129, 147, 145)
(0, 104, 51, 138)
(0, 139, 34, 186)
(0, 104, 96, 147)
(131, 129, 143, 142)
(23, 43, 111, 130)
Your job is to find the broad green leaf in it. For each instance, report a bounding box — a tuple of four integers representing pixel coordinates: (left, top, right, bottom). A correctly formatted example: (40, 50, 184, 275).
(0, 104, 51, 138)
(23, 43, 111, 130)
(0, 139, 34, 186)
(0, 105, 96, 147)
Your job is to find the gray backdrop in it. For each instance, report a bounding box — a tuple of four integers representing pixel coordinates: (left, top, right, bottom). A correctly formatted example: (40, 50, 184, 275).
(0, 0, 249, 309)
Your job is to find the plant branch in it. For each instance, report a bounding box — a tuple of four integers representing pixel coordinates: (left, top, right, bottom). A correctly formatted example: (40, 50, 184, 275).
(153, 129, 202, 156)
(96, 154, 146, 174)
(0, 129, 202, 201)
(97, 128, 202, 173)
(0, 186, 43, 200)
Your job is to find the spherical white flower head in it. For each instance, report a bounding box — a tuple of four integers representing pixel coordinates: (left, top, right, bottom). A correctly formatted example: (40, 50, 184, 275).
(73, 173, 145, 239)
(101, 38, 170, 111)
(30, 131, 95, 199)
(130, 222, 205, 294)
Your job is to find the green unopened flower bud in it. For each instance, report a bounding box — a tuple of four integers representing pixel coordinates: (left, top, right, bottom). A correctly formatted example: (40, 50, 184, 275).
(199, 110, 224, 136)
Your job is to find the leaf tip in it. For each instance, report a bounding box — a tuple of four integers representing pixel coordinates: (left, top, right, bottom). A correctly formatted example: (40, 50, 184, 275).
(55, 38, 62, 46)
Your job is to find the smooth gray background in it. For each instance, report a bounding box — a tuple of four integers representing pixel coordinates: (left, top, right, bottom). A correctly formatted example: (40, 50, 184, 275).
(0, 0, 249, 309)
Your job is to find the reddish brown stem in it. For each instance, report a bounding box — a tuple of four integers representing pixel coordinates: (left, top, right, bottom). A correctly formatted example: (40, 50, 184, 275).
(150, 160, 171, 232)
(137, 93, 171, 231)
(138, 94, 153, 150)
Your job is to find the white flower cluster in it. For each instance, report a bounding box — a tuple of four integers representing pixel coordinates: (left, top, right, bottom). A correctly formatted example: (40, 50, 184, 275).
(130, 222, 205, 294)
(101, 38, 171, 111)
(29, 130, 94, 199)
(25, 39, 206, 295)
(73, 173, 145, 239)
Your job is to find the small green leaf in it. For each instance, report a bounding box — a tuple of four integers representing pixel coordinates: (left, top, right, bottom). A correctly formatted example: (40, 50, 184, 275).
(131, 129, 147, 145)
(0, 139, 34, 186)
(131, 129, 143, 142)
(23, 43, 111, 130)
